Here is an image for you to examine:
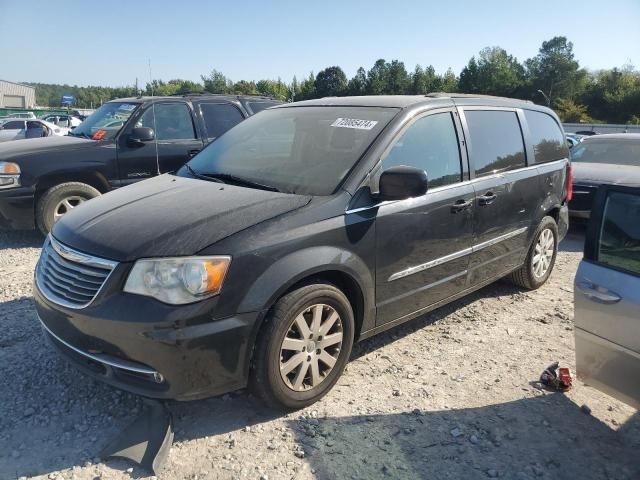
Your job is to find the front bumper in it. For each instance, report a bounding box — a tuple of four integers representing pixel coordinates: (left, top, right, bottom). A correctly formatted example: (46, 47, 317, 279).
(34, 279, 262, 401)
(0, 186, 35, 229)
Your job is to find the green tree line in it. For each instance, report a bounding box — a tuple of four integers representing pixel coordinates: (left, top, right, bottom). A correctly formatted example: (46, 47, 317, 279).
(27, 36, 640, 124)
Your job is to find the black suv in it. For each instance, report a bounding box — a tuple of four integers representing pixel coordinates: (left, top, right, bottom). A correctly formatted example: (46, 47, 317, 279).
(0, 94, 281, 233)
(34, 94, 570, 409)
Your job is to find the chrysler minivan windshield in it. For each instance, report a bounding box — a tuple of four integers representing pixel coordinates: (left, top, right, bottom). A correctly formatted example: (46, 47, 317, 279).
(179, 106, 398, 195)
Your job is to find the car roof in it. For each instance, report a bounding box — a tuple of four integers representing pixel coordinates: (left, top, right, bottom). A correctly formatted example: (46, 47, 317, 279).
(109, 94, 279, 104)
(582, 133, 640, 143)
(276, 93, 538, 110)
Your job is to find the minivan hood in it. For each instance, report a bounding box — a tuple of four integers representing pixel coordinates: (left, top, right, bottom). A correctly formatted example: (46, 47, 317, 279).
(52, 175, 311, 261)
(572, 162, 640, 186)
(0, 135, 99, 161)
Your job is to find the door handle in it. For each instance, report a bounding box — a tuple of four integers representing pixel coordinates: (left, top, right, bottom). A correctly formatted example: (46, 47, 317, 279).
(451, 199, 473, 213)
(188, 149, 201, 158)
(478, 192, 497, 205)
(576, 280, 622, 304)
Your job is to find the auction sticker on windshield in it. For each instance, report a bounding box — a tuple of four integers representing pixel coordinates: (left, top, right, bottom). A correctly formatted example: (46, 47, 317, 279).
(331, 118, 378, 130)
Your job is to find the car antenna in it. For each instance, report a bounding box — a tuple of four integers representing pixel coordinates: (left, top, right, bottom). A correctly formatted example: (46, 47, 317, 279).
(149, 58, 161, 176)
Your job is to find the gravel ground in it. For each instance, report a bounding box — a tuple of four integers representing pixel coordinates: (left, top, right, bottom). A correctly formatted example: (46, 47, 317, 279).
(0, 225, 638, 480)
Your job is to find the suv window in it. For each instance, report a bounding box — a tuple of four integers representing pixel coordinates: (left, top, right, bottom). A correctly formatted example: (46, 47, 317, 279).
(246, 101, 280, 114)
(598, 190, 640, 276)
(199, 103, 244, 140)
(465, 110, 526, 176)
(383, 112, 462, 188)
(524, 110, 568, 163)
(138, 103, 196, 140)
(2, 121, 25, 130)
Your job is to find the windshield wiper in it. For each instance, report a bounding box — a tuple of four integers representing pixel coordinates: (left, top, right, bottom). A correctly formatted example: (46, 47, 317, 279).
(202, 173, 281, 192)
(184, 164, 224, 183)
(68, 131, 92, 139)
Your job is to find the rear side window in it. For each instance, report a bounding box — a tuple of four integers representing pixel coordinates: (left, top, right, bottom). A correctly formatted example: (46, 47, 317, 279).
(598, 191, 640, 276)
(2, 121, 24, 130)
(246, 101, 280, 114)
(199, 103, 245, 140)
(524, 110, 568, 163)
(465, 110, 526, 176)
(383, 112, 462, 188)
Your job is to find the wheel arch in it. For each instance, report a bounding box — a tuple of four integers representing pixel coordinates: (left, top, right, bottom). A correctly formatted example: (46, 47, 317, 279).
(240, 246, 375, 379)
(35, 171, 110, 199)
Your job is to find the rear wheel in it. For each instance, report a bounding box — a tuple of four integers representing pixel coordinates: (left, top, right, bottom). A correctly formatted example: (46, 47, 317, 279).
(250, 283, 355, 410)
(36, 182, 100, 235)
(507, 216, 558, 290)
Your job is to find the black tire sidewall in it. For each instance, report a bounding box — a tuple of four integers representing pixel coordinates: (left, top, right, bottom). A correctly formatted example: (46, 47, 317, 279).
(261, 285, 354, 409)
(36, 183, 100, 235)
(526, 217, 558, 288)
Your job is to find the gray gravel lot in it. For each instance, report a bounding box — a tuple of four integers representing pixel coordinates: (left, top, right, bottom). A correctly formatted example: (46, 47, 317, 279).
(0, 225, 638, 480)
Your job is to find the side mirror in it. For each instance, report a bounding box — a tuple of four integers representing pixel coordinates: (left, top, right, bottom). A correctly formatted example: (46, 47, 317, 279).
(379, 165, 428, 201)
(128, 127, 155, 146)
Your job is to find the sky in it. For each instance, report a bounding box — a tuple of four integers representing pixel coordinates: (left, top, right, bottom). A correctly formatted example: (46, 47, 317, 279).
(1, 0, 639, 87)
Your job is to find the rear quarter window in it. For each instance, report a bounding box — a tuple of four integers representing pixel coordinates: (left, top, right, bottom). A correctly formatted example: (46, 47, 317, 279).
(524, 110, 569, 163)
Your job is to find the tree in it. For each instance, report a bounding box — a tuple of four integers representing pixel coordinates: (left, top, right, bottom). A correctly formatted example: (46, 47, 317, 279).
(437, 68, 458, 92)
(256, 78, 289, 100)
(347, 67, 367, 96)
(232, 80, 258, 95)
(409, 65, 438, 94)
(554, 98, 592, 122)
(366, 59, 389, 95)
(314, 66, 347, 97)
(459, 47, 525, 97)
(298, 72, 317, 100)
(386, 60, 409, 94)
(525, 36, 586, 104)
(201, 69, 230, 94)
(578, 65, 640, 123)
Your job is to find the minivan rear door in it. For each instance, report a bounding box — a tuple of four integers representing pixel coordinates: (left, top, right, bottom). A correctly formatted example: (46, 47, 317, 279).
(574, 185, 640, 409)
(458, 107, 538, 285)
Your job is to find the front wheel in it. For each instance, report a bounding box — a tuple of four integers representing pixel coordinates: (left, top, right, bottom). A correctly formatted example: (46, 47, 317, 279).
(36, 182, 100, 235)
(507, 216, 558, 290)
(250, 283, 355, 410)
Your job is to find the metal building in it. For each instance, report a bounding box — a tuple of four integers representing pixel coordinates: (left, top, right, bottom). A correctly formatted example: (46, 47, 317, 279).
(0, 80, 36, 108)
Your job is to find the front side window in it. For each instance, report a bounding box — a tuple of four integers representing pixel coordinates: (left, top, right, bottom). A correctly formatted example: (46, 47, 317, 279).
(199, 103, 244, 140)
(383, 112, 462, 188)
(69, 102, 140, 141)
(465, 110, 526, 176)
(181, 106, 398, 195)
(571, 140, 640, 167)
(138, 103, 196, 141)
(598, 191, 640, 276)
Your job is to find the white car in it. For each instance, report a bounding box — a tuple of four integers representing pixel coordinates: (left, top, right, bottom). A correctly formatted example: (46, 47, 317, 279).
(0, 111, 36, 119)
(42, 114, 83, 128)
(0, 118, 70, 142)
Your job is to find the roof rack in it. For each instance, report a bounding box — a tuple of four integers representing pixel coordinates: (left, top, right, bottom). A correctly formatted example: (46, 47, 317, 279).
(425, 92, 533, 104)
(169, 92, 276, 99)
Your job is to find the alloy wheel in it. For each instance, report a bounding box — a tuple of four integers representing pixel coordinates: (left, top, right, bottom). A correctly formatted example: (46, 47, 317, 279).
(279, 303, 343, 392)
(532, 228, 555, 278)
(53, 195, 85, 222)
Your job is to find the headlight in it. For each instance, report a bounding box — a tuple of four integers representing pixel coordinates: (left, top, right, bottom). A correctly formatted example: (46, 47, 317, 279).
(124, 256, 231, 305)
(0, 162, 20, 189)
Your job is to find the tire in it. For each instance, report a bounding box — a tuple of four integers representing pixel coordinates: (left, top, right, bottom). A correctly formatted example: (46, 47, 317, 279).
(507, 216, 558, 290)
(250, 283, 355, 410)
(36, 182, 100, 235)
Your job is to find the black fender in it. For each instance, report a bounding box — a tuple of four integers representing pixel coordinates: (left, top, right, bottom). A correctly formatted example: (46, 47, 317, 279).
(236, 245, 376, 378)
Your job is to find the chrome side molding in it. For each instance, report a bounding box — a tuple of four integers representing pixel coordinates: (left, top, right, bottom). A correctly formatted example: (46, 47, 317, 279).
(388, 226, 528, 282)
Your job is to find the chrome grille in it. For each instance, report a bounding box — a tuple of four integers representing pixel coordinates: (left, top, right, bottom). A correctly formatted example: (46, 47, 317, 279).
(36, 235, 117, 309)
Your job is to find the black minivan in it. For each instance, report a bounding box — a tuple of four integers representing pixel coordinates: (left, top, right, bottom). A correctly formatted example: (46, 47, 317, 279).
(34, 94, 570, 409)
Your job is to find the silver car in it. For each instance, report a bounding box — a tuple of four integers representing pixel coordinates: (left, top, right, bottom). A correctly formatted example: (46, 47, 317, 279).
(575, 184, 640, 409)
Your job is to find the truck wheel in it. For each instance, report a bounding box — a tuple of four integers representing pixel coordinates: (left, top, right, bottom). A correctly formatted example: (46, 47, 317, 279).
(507, 216, 558, 290)
(250, 283, 355, 410)
(36, 182, 100, 235)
